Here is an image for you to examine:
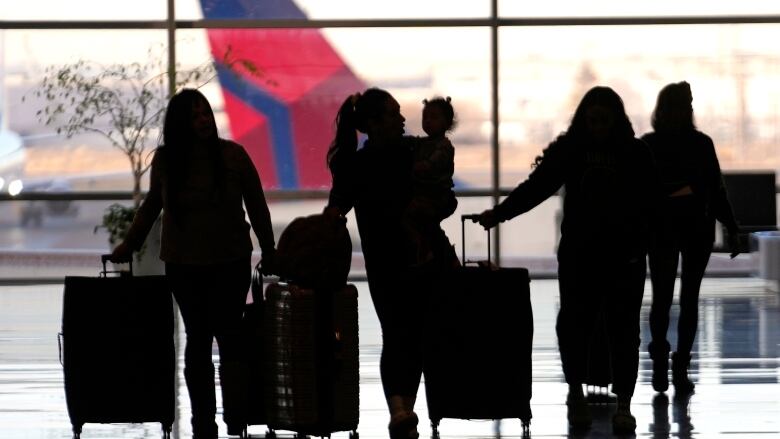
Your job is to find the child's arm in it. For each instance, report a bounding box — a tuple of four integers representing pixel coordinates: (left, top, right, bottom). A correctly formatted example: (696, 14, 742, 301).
(417, 138, 455, 177)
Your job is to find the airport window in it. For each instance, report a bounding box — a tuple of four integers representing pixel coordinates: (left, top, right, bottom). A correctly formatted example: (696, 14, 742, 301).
(499, 1, 780, 18)
(178, 0, 491, 21)
(1, 1, 780, 265)
(499, 25, 780, 177)
(0, 0, 166, 20)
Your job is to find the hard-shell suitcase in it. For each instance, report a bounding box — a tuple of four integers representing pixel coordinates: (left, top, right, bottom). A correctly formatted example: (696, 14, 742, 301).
(424, 215, 533, 437)
(60, 256, 175, 439)
(263, 282, 359, 438)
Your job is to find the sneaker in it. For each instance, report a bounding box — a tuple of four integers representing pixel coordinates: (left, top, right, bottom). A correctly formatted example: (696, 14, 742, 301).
(612, 407, 637, 435)
(389, 411, 419, 439)
(566, 392, 592, 429)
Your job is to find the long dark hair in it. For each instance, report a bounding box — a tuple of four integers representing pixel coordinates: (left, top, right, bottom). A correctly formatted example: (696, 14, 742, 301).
(651, 81, 696, 133)
(326, 87, 393, 174)
(159, 89, 223, 214)
(533, 86, 634, 167)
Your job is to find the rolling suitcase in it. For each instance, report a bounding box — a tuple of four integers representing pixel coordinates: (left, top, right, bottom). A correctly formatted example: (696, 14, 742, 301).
(228, 265, 269, 438)
(424, 214, 533, 437)
(60, 256, 175, 439)
(263, 282, 359, 438)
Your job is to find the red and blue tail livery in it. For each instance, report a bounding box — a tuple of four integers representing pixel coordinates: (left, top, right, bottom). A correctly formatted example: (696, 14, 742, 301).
(203, 0, 364, 189)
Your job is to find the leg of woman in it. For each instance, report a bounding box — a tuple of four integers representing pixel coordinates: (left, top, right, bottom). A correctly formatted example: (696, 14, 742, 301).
(211, 258, 251, 435)
(673, 229, 711, 395)
(556, 253, 600, 428)
(648, 213, 680, 392)
(167, 263, 219, 439)
(385, 264, 443, 439)
(366, 268, 422, 439)
(606, 256, 646, 434)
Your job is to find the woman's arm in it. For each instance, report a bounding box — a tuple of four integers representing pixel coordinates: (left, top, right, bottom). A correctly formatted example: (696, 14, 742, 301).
(478, 140, 567, 229)
(325, 154, 356, 217)
(238, 147, 276, 255)
(703, 136, 738, 233)
(112, 151, 164, 261)
(495, 141, 567, 220)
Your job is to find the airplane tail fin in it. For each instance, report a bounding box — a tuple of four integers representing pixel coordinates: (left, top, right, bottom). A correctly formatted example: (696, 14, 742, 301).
(201, 0, 364, 189)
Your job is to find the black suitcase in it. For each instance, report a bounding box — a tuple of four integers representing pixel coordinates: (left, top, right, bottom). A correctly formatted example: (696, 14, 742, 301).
(234, 266, 269, 436)
(424, 215, 533, 437)
(60, 256, 175, 439)
(263, 282, 359, 438)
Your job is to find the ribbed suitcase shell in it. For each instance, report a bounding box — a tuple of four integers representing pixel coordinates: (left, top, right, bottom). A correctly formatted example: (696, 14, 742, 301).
(264, 282, 359, 436)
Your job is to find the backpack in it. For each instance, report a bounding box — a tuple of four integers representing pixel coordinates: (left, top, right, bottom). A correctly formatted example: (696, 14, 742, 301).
(275, 213, 352, 290)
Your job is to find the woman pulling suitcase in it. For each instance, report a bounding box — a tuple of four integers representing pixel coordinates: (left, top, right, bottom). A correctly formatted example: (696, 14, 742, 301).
(476, 86, 658, 434)
(111, 89, 277, 439)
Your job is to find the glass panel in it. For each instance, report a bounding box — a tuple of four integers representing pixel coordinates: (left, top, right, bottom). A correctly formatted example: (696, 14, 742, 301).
(0, 0, 166, 20)
(500, 1, 780, 18)
(499, 24, 780, 175)
(498, 24, 780, 258)
(498, 195, 561, 260)
(3, 30, 169, 199)
(0, 199, 131, 251)
(177, 0, 490, 21)
(2, 30, 170, 252)
(176, 27, 492, 190)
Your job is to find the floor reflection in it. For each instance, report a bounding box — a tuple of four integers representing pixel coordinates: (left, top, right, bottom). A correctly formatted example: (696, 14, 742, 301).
(0, 278, 778, 438)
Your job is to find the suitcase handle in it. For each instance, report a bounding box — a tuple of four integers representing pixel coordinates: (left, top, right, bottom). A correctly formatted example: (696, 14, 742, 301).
(100, 254, 133, 277)
(461, 214, 490, 266)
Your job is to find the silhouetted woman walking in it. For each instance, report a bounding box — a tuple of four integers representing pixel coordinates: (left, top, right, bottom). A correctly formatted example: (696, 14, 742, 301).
(477, 87, 657, 434)
(111, 89, 276, 438)
(642, 81, 739, 396)
(325, 88, 453, 439)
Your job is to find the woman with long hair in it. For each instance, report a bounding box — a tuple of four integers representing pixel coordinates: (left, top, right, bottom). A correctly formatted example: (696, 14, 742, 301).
(111, 89, 277, 438)
(642, 81, 739, 396)
(477, 86, 657, 434)
(325, 88, 453, 439)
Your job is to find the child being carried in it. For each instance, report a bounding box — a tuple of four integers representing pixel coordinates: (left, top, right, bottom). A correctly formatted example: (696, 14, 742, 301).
(404, 96, 458, 266)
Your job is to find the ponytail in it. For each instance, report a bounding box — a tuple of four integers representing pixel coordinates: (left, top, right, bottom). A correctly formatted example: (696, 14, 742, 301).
(326, 88, 394, 175)
(327, 95, 359, 174)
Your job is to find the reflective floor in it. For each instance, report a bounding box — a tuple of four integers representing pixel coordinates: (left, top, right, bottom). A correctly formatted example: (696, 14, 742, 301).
(1, 277, 779, 438)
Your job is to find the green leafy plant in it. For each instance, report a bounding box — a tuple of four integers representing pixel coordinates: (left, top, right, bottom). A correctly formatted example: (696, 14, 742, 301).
(94, 203, 138, 246)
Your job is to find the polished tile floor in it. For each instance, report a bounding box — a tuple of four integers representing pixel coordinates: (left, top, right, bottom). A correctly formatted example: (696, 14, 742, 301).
(1, 277, 779, 438)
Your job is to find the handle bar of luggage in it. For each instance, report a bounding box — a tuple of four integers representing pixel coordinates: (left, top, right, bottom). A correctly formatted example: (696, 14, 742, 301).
(461, 214, 491, 266)
(100, 254, 133, 277)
